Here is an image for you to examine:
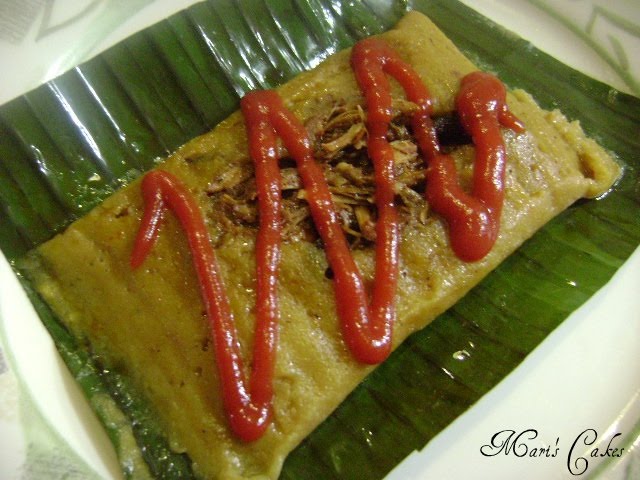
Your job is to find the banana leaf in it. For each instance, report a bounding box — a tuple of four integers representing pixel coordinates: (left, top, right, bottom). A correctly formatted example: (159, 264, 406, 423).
(0, 0, 638, 478)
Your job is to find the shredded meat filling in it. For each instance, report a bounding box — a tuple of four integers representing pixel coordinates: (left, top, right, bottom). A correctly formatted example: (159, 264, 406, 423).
(206, 98, 459, 246)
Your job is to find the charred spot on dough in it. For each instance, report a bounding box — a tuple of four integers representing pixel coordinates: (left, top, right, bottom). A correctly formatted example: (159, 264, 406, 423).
(114, 205, 131, 218)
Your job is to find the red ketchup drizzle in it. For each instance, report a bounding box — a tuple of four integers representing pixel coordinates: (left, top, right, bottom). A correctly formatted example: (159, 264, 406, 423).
(130, 38, 525, 442)
(424, 71, 524, 261)
(130, 170, 276, 442)
(241, 89, 394, 365)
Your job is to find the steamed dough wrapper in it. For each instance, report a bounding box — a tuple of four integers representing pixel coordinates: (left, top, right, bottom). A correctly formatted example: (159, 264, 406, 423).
(21, 11, 619, 480)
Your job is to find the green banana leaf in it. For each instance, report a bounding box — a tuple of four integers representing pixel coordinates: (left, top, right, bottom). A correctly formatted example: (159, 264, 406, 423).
(1, 0, 639, 478)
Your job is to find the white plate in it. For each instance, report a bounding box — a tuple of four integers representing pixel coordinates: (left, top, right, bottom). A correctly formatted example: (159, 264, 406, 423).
(0, 1, 639, 479)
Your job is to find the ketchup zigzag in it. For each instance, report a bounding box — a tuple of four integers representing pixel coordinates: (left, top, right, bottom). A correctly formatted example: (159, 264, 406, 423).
(131, 38, 523, 441)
